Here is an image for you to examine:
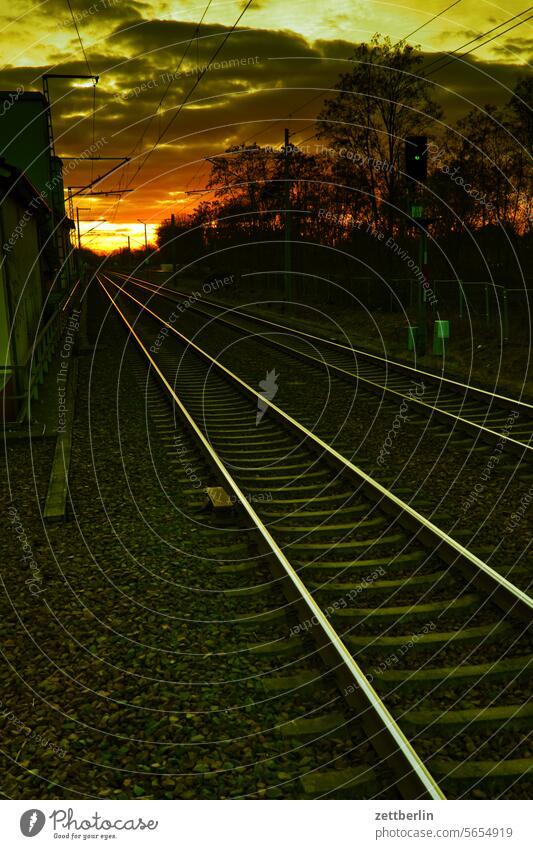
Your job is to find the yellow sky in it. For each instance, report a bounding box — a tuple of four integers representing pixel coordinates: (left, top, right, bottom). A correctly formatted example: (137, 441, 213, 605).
(2, 0, 531, 66)
(1, 0, 531, 251)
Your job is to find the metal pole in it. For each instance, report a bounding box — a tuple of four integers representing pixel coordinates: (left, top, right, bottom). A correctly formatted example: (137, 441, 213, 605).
(67, 187, 74, 220)
(284, 128, 292, 304)
(171, 213, 176, 275)
(417, 214, 427, 356)
(76, 208, 81, 250)
(138, 219, 148, 253)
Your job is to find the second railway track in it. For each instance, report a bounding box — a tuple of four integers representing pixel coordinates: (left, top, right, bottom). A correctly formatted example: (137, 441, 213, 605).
(111, 270, 533, 456)
(107, 271, 533, 593)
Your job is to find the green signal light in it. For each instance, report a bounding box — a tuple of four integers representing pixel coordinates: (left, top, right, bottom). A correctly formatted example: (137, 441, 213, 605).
(415, 155, 421, 160)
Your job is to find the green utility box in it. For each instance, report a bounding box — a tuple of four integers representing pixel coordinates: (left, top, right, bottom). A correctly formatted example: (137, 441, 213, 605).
(407, 325, 419, 351)
(433, 320, 450, 354)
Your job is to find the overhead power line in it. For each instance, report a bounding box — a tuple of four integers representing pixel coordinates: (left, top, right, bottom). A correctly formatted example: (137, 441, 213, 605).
(180, 1, 467, 204)
(106, 0, 217, 224)
(103, 0, 220, 240)
(127, 0, 215, 161)
(424, 7, 533, 76)
(291, 7, 533, 146)
(399, 0, 462, 44)
(65, 0, 93, 76)
(124, 0, 254, 191)
(97, 0, 254, 243)
(240, 0, 465, 149)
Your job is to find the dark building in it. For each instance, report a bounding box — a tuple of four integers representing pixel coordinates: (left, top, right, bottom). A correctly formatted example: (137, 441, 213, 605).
(0, 90, 76, 420)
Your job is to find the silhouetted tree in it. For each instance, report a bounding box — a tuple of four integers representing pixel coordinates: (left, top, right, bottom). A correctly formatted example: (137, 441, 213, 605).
(509, 76, 533, 156)
(317, 34, 442, 231)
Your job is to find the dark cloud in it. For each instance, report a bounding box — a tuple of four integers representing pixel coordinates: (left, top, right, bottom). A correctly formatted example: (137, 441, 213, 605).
(107, 19, 320, 64)
(1, 12, 529, 236)
(313, 39, 364, 59)
(43, 0, 147, 25)
(493, 39, 533, 56)
(421, 53, 526, 120)
(437, 29, 480, 41)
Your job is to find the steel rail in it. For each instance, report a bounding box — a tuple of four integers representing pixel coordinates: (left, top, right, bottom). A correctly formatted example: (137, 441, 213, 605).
(111, 271, 533, 456)
(113, 270, 533, 413)
(98, 272, 446, 800)
(102, 272, 533, 624)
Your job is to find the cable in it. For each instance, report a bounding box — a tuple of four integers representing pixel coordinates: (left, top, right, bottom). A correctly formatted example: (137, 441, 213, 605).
(398, 0, 462, 44)
(97, 0, 254, 243)
(283, 10, 533, 146)
(128, 0, 215, 161)
(124, 0, 254, 191)
(91, 82, 96, 185)
(427, 12, 533, 76)
(271, 5, 533, 150)
(240, 0, 464, 148)
(290, 121, 315, 138)
(108, 0, 216, 208)
(295, 131, 320, 148)
(65, 0, 93, 76)
(65, 0, 97, 189)
(80, 219, 106, 238)
(154, 0, 464, 230)
(111, 0, 217, 210)
(423, 6, 533, 75)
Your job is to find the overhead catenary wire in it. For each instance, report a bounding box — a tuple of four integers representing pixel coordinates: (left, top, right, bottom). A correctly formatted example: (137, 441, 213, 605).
(180, 0, 532, 239)
(98, 0, 255, 245)
(91, 81, 96, 185)
(398, 0, 462, 44)
(172, 2, 466, 215)
(97, 0, 218, 243)
(65, 0, 93, 76)
(112, 1, 476, 236)
(287, 7, 533, 151)
(108, 0, 217, 219)
(63, 0, 98, 183)
(424, 8, 533, 76)
(123, 0, 254, 192)
(112, 22, 208, 204)
(127, 0, 215, 162)
(59, 0, 104, 235)
(240, 0, 465, 149)
(107, 2, 531, 245)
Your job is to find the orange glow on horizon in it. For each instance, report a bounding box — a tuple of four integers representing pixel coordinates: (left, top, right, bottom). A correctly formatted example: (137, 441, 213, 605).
(75, 192, 217, 254)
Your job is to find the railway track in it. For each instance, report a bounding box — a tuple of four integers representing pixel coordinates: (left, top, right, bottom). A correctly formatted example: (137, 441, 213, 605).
(98, 271, 533, 799)
(107, 270, 533, 594)
(111, 270, 533, 457)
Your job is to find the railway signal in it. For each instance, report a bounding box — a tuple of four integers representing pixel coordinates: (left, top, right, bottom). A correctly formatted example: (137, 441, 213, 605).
(405, 135, 428, 183)
(405, 136, 430, 355)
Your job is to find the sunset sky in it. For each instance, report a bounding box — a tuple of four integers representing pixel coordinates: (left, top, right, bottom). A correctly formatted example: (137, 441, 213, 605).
(1, 0, 531, 251)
